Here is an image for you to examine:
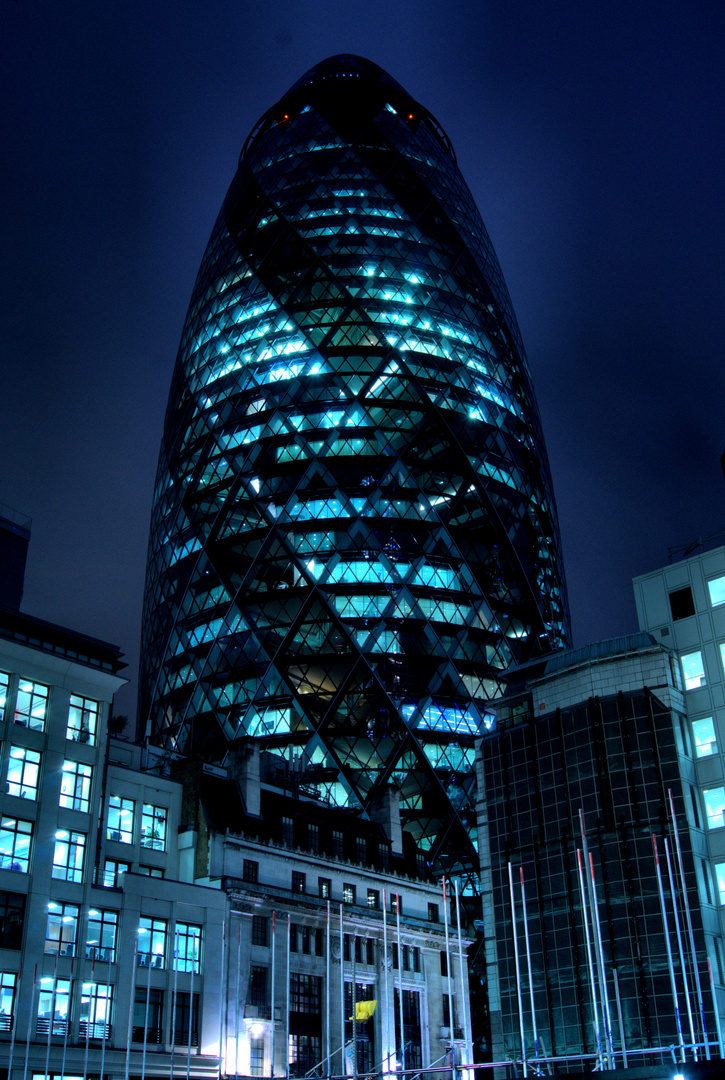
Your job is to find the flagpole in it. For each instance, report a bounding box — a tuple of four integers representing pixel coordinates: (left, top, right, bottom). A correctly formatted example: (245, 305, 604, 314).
(22, 963, 36, 1080)
(382, 890, 390, 1077)
(271, 912, 276, 1080)
(580, 812, 614, 1066)
(453, 880, 472, 1080)
(141, 932, 153, 1080)
(45, 950, 58, 1080)
(7, 960, 22, 1080)
(325, 901, 330, 1080)
(653, 833, 686, 1063)
(576, 849, 603, 1070)
(339, 904, 345, 1077)
(507, 864, 526, 1074)
(235, 921, 241, 1080)
(665, 836, 697, 1058)
(59, 957, 73, 1080)
(170, 931, 179, 1080)
(124, 934, 139, 1080)
(286, 914, 291, 1080)
(395, 894, 404, 1074)
(186, 953, 195, 1080)
(83, 949, 95, 1080)
(669, 788, 710, 1058)
(99, 964, 109, 1080)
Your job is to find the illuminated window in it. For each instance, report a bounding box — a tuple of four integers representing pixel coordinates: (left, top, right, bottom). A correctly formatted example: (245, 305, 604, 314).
(36, 977, 70, 1036)
(107, 795, 134, 843)
(708, 576, 725, 607)
(102, 859, 128, 887)
(66, 694, 99, 744)
(45, 902, 79, 957)
(367, 889, 379, 909)
(59, 760, 92, 812)
(693, 717, 717, 757)
(140, 804, 167, 850)
(342, 883, 355, 905)
(0, 672, 9, 723)
(250, 1037, 264, 1076)
(319, 877, 331, 899)
(6, 747, 41, 799)
(0, 818, 32, 872)
(391, 893, 402, 914)
(716, 863, 725, 905)
(80, 981, 112, 1039)
(681, 651, 706, 690)
(52, 829, 85, 882)
(138, 916, 167, 968)
(14, 680, 48, 731)
(720, 642, 725, 677)
(86, 909, 118, 962)
(173, 923, 201, 973)
(704, 788, 725, 829)
(0, 972, 17, 1032)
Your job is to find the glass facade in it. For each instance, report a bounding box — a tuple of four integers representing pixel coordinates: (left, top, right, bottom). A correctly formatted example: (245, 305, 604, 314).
(139, 54, 570, 888)
(482, 685, 716, 1064)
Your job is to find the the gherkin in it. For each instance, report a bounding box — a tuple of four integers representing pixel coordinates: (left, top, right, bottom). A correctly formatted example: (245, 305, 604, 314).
(139, 55, 570, 890)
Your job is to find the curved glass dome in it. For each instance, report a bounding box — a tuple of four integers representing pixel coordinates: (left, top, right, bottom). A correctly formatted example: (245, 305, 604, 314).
(139, 55, 570, 887)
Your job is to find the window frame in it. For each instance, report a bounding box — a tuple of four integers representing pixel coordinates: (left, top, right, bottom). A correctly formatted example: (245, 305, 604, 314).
(6, 746, 41, 800)
(173, 923, 201, 974)
(86, 908, 118, 963)
(59, 759, 92, 812)
(107, 795, 135, 843)
(66, 694, 99, 745)
(14, 679, 49, 731)
(46, 901, 79, 957)
(0, 817, 32, 873)
(140, 804, 167, 851)
(138, 916, 167, 969)
(52, 829, 86, 883)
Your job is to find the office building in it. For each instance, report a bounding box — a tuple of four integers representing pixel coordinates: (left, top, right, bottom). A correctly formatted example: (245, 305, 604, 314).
(635, 544, 725, 962)
(478, 633, 724, 1071)
(0, 604, 470, 1080)
(138, 54, 570, 896)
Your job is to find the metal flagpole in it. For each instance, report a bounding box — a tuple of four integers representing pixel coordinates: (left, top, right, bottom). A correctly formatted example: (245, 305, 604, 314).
(580, 812, 614, 1066)
(382, 890, 390, 1077)
(339, 904, 345, 1077)
(83, 949, 96, 1080)
(286, 913, 291, 1080)
(669, 788, 710, 1058)
(653, 833, 686, 1062)
(707, 958, 724, 1057)
(170, 931, 179, 1080)
(587, 850, 616, 1067)
(519, 867, 540, 1065)
(611, 968, 627, 1069)
(665, 836, 697, 1058)
(507, 863, 526, 1074)
(186, 953, 195, 1080)
(271, 912, 276, 1080)
(235, 921, 241, 1080)
(22, 963, 36, 1080)
(124, 934, 139, 1080)
(99, 964, 109, 1080)
(576, 849, 603, 1070)
(218, 921, 226, 1080)
(442, 877, 455, 1080)
(395, 894, 404, 1075)
(44, 950, 58, 1080)
(453, 879, 473, 1080)
(59, 957, 73, 1080)
(326, 902, 330, 1080)
(141, 932, 153, 1080)
(7, 960, 23, 1080)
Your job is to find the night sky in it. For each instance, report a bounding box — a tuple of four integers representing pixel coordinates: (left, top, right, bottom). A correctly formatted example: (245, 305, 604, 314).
(3, 1, 724, 719)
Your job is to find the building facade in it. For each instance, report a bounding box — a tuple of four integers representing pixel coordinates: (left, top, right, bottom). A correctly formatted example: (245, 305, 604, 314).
(635, 544, 725, 982)
(478, 634, 724, 1071)
(138, 53, 570, 899)
(0, 608, 470, 1080)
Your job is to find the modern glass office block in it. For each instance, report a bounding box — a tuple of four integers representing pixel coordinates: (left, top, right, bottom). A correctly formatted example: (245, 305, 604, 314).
(139, 55, 570, 887)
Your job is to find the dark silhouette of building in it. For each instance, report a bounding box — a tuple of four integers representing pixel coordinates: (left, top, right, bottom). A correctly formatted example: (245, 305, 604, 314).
(138, 54, 570, 896)
(0, 504, 31, 612)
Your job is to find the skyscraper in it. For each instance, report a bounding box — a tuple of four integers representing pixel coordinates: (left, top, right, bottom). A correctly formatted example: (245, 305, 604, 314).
(139, 55, 570, 891)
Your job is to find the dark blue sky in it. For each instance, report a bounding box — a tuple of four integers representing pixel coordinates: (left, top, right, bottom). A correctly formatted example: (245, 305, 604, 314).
(2, 1, 724, 717)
